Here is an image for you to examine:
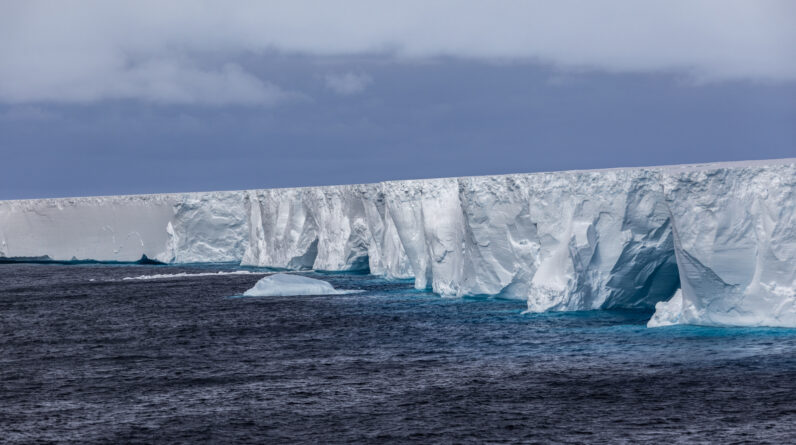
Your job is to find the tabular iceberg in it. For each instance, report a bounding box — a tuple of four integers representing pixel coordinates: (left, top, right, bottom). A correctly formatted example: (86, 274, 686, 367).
(1, 158, 794, 327)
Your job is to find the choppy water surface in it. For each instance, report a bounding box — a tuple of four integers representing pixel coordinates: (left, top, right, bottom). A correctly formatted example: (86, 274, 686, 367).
(2, 264, 795, 443)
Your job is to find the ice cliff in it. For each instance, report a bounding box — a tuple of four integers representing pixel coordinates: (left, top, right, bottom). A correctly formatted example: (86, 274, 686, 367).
(1, 159, 793, 327)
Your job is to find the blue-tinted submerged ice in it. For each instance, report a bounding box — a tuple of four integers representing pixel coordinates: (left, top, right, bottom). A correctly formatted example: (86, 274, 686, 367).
(1, 159, 794, 327)
(242, 273, 358, 297)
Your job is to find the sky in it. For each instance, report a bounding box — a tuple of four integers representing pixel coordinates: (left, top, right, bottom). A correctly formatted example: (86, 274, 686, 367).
(1, 0, 794, 199)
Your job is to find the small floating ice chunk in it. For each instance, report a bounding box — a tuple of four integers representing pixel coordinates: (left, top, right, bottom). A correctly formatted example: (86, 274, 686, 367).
(242, 273, 359, 297)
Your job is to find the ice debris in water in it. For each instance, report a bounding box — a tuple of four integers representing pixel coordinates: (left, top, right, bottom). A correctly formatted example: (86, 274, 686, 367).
(647, 289, 684, 328)
(242, 273, 360, 297)
(123, 271, 260, 281)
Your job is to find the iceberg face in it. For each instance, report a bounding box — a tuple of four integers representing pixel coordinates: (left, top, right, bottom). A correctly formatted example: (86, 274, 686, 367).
(168, 191, 249, 264)
(1, 158, 794, 327)
(242, 273, 354, 297)
(455, 170, 679, 311)
(239, 185, 372, 271)
(360, 187, 414, 280)
(653, 161, 796, 327)
(0, 194, 176, 262)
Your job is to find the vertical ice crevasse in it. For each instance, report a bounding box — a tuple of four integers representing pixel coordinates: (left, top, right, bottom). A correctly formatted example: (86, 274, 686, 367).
(241, 190, 267, 267)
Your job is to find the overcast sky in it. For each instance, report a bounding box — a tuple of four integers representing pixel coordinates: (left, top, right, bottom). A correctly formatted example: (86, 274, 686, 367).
(1, 0, 794, 199)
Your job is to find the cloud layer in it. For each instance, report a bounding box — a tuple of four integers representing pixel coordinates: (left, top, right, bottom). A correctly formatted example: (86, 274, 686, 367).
(1, 0, 794, 104)
(325, 72, 373, 95)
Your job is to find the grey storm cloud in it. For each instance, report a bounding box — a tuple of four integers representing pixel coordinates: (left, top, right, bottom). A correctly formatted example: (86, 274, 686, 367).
(1, 0, 794, 105)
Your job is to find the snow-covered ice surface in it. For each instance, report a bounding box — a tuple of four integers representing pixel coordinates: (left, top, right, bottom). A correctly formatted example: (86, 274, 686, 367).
(241, 273, 359, 297)
(1, 158, 794, 327)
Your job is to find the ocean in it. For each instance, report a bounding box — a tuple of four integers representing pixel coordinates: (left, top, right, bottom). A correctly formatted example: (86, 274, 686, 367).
(2, 263, 795, 443)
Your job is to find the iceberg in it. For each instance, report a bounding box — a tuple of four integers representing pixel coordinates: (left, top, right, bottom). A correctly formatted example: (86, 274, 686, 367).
(1, 158, 794, 327)
(242, 273, 356, 297)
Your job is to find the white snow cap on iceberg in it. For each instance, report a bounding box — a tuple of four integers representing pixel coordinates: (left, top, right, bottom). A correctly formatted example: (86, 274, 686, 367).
(242, 273, 359, 297)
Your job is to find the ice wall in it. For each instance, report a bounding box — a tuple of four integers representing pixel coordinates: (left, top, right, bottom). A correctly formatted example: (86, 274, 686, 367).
(240, 185, 372, 271)
(0, 194, 175, 262)
(649, 161, 796, 327)
(374, 170, 679, 312)
(1, 159, 794, 327)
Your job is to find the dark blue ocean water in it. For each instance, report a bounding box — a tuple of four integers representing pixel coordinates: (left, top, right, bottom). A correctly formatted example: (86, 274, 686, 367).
(1, 263, 795, 444)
